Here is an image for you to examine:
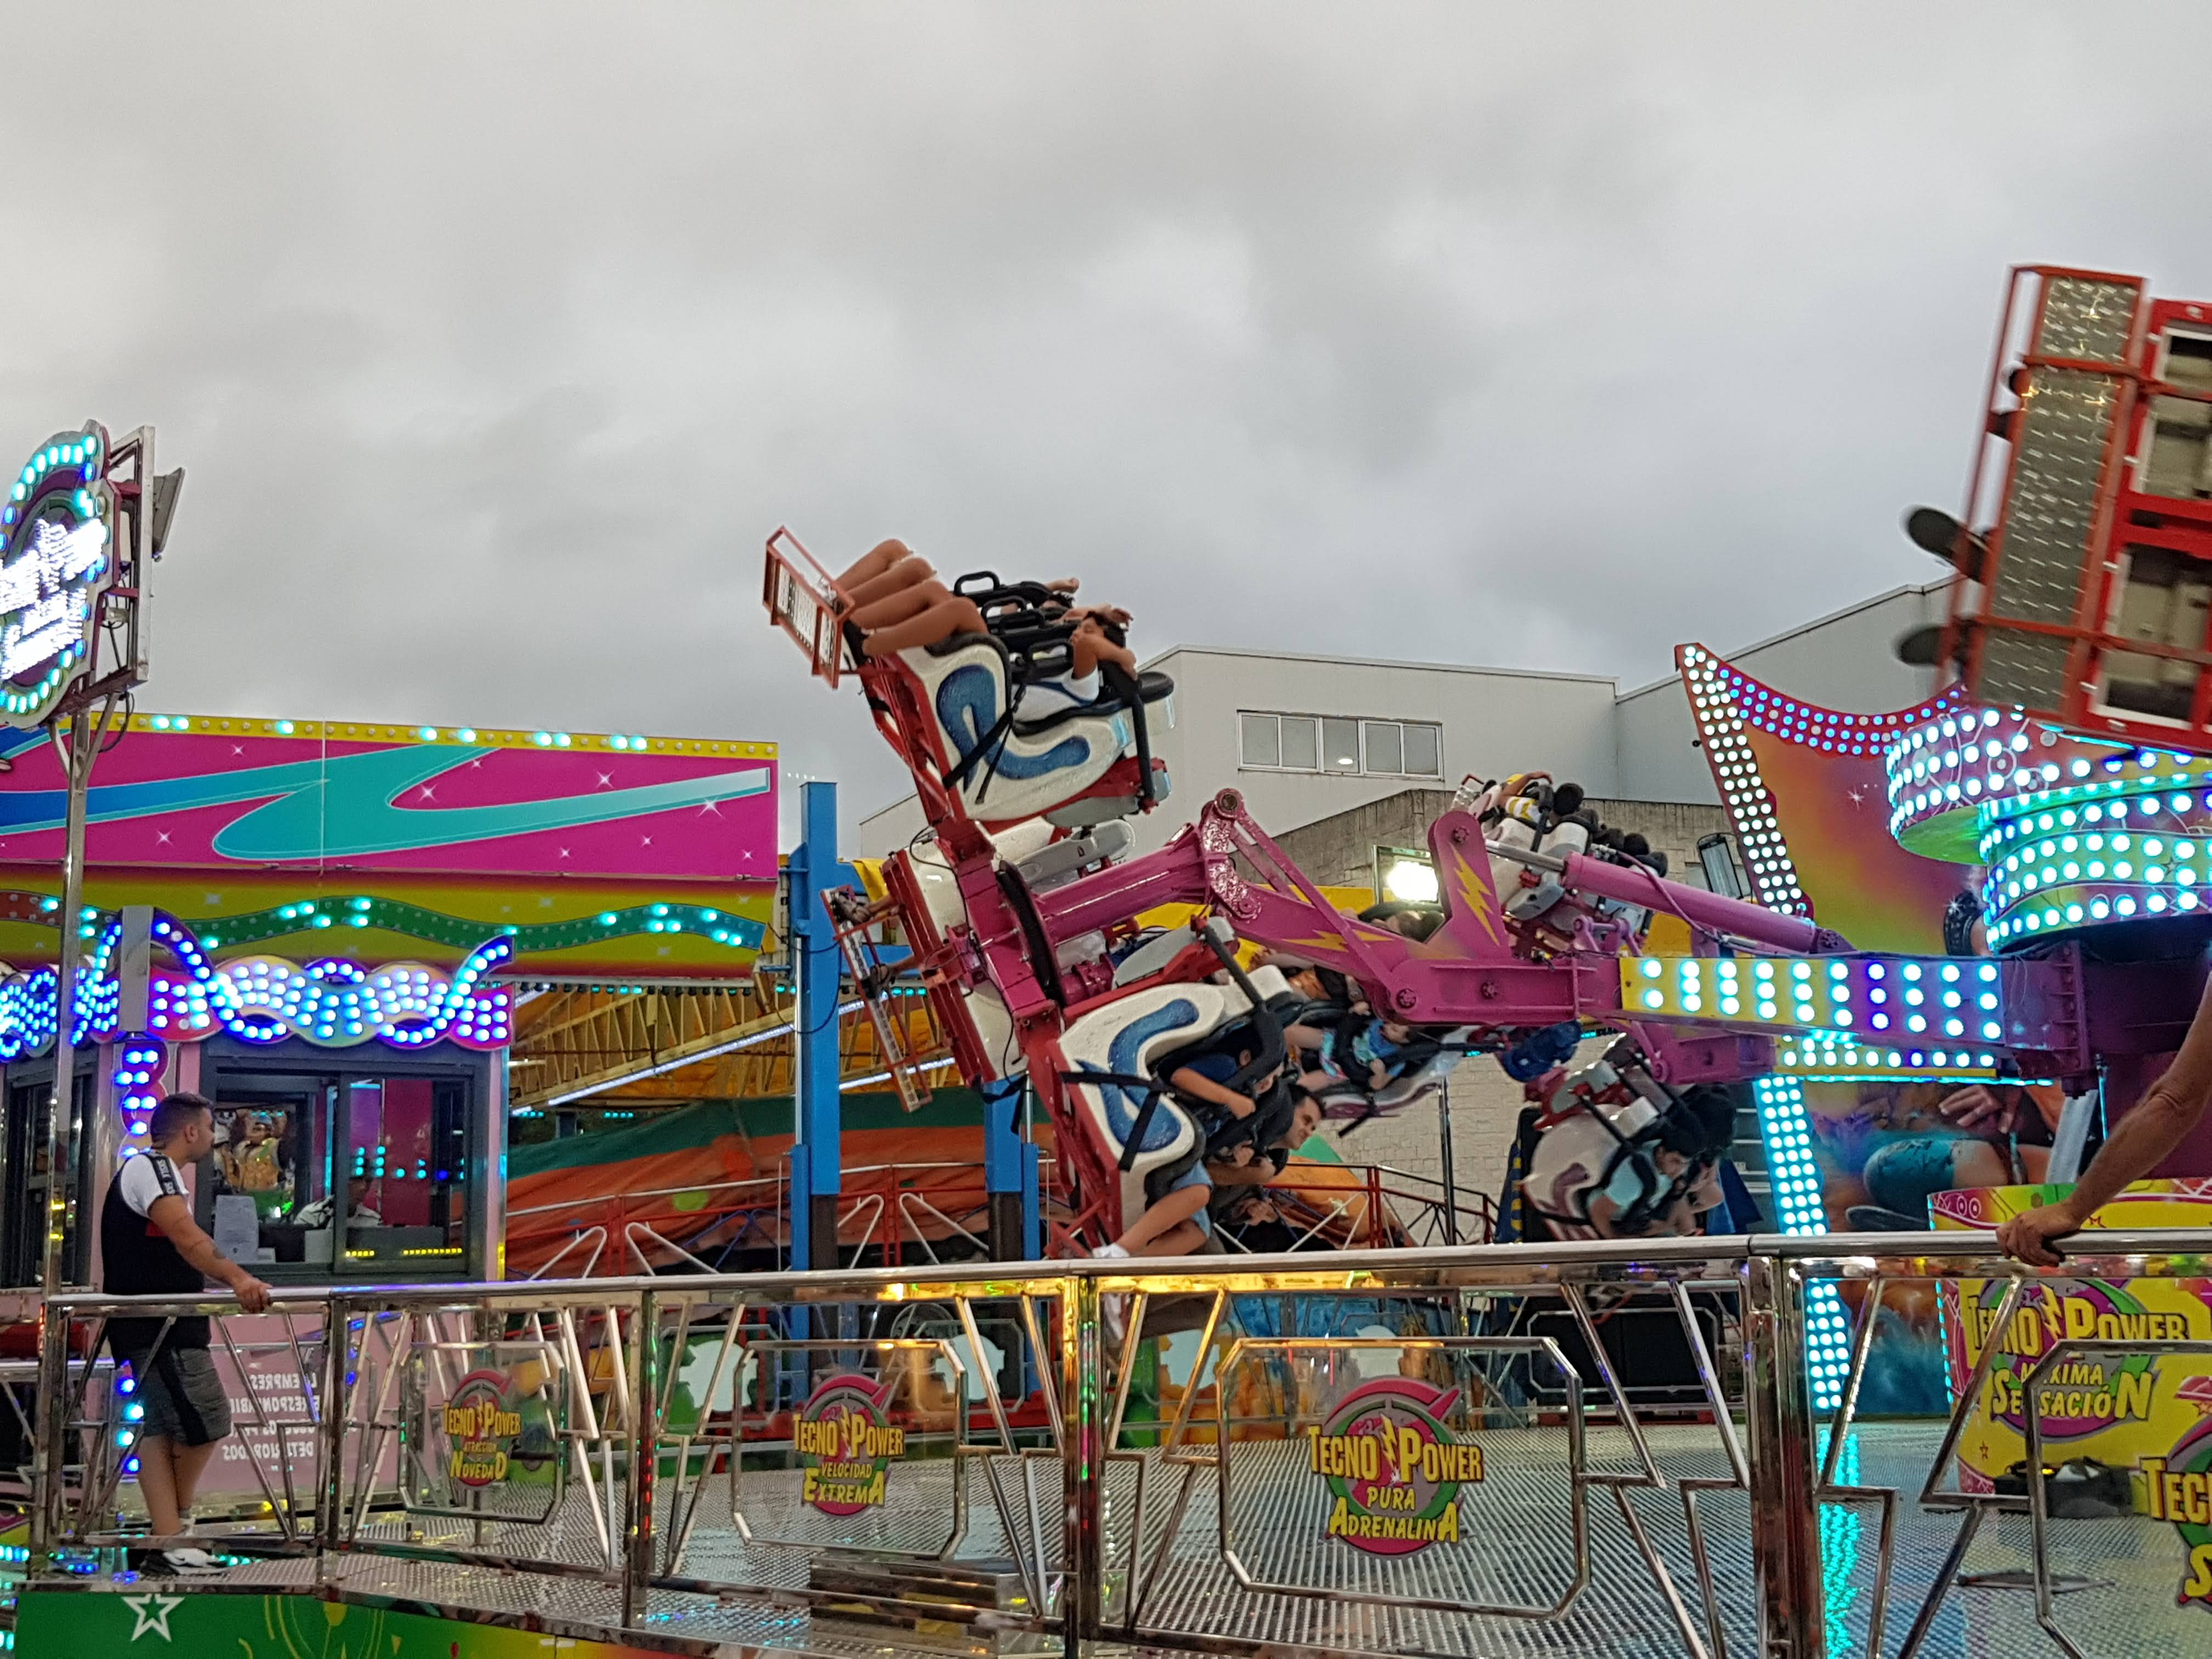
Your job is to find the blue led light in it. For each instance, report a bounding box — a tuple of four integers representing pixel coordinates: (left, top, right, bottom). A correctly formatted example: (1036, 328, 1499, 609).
(1754, 1075, 1851, 1410)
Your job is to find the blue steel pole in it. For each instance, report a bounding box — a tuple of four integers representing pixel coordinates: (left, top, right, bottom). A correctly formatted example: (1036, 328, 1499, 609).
(982, 1076, 1040, 1261)
(789, 779, 843, 1274)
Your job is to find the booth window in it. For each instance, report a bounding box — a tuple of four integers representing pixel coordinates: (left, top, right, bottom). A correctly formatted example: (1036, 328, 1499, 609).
(200, 1065, 471, 1276)
(1238, 710, 1442, 778)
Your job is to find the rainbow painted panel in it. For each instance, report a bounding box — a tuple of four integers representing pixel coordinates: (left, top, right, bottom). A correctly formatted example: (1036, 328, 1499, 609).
(1677, 645, 1968, 955)
(0, 872, 775, 979)
(0, 712, 776, 881)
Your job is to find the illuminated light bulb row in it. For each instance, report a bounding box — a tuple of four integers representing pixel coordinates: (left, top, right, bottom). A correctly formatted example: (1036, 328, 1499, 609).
(214, 942, 514, 1049)
(1898, 732, 2210, 840)
(4, 429, 101, 511)
(183, 720, 695, 755)
(1983, 799, 2212, 862)
(1991, 832, 2202, 894)
(1686, 646, 1936, 752)
(1627, 954, 2007, 1043)
(3, 656, 76, 716)
(1778, 1038, 2000, 1074)
(1678, 647, 1810, 915)
(1752, 1075, 1852, 1408)
(0, 968, 59, 1060)
(1883, 706, 2027, 800)
(0, 917, 515, 1057)
(1987, 884, 2203, 945)
(113, 1040, 168, 1148)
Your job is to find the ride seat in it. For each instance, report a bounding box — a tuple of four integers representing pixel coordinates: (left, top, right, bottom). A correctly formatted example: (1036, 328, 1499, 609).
(1014, 670, 1174, 736)
(1057, 970, 1289, 1237)
(896, 633, 1167, 830)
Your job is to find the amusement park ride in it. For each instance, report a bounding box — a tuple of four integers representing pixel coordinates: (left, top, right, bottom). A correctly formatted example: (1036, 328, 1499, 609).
(765, 262, 2212, 1263)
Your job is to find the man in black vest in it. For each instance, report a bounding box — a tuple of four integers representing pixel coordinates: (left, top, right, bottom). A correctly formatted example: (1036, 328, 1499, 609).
(101, 1091, 272, 1575)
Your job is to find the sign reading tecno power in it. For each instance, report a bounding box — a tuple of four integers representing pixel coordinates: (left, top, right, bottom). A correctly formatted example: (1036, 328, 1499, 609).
(0, 422, 113, 726)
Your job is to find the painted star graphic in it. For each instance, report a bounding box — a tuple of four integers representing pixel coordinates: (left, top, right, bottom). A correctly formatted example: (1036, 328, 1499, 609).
(1846, 787, 1866, 807)
(122, 1592, 183, 1640)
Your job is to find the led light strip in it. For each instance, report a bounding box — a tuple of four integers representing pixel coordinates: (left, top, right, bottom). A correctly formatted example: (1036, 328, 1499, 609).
(1753, 1076, 1853, 1410)
(1624, 954, 2013, 1051)
(0, 913, 514, 1057)
(1774, 1031, 2050, 1082)
(1979, 769, 2212, 945)
(840, 1055, 958, 1092)
(9, 889, 766, 958)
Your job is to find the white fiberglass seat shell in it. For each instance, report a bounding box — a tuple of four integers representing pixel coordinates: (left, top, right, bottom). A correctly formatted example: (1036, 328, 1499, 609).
(1058, 967, 1290, 1231)
(900, 639, 1132, 826)
(906, 836, 1023, 1077)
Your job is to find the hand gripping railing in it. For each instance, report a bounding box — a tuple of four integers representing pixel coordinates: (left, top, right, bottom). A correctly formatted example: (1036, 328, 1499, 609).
(25, 1228, 2212, 1659)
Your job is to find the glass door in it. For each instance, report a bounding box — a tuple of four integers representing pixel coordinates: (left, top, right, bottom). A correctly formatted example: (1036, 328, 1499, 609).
(336, 1072, 471, 1273)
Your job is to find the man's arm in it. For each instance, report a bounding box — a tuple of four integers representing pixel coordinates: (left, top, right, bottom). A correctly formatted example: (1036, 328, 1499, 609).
(144, 1193, 273, 1312)
(1997, 973, 2212, 1265)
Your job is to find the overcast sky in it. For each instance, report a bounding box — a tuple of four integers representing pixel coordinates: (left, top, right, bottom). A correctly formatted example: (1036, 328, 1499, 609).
(6, 4, 2211, 842)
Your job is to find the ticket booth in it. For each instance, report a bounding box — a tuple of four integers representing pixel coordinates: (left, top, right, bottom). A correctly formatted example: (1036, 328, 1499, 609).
(0, 1034, 505, 1291)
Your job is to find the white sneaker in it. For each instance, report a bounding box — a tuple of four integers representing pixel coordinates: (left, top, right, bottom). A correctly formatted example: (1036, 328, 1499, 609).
(1092, 1243, 1130, 1259)
(1103, 1294, 1129, 1351)
(162, 1547, 221, 1575)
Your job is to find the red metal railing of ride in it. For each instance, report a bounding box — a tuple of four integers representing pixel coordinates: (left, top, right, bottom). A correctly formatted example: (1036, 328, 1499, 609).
(506, 1159, 1050, 1277)
(507, 1152, 1483, 1271)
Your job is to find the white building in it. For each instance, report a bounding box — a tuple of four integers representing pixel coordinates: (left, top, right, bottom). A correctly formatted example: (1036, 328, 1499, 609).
(858, 579, 1949, 855)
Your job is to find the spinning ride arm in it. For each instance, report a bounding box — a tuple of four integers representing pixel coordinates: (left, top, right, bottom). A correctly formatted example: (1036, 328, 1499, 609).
(762, 528, 1859, 1245)
(931, 786, 1836, 1065)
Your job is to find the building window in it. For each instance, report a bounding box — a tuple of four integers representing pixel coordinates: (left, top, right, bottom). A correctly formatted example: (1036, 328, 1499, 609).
(1238, 713, 1279, 768)
(1237, 712, 1443, 777)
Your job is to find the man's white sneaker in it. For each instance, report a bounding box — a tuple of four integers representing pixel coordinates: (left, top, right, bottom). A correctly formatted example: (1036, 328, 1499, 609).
(1091, 1243, 1130, 1259)
(162, 1546, 221, 1575)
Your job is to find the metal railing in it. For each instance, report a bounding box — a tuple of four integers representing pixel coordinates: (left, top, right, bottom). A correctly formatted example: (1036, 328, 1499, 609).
(24, 1229, 2212, 1659)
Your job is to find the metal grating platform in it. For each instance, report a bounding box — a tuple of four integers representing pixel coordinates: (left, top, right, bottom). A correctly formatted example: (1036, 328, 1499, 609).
(40, 1419, 2212, 1657)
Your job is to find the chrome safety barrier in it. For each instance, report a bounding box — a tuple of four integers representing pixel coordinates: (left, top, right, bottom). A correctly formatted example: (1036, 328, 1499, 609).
(22, 1228, 2212, 1659)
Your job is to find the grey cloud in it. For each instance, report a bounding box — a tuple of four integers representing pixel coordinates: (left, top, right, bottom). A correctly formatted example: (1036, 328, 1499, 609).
(2, 4, 2210, 843)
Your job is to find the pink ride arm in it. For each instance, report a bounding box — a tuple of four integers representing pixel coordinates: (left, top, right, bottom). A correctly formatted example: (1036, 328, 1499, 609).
(1022, 792, 1849, 1036)
(1548, 849, 1847, 956)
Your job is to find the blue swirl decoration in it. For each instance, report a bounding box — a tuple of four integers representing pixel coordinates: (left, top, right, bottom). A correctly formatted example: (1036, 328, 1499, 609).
(936, 664, 1090, 782)
(1074, 997, 1202, 1154)
(0, 911, 514, 1056)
